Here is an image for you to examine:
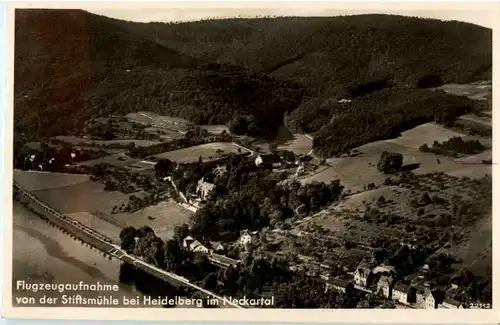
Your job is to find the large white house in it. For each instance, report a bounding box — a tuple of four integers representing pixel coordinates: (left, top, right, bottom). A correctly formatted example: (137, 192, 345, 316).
(196, 177, 215, 201)
(239, 230, 258, 246)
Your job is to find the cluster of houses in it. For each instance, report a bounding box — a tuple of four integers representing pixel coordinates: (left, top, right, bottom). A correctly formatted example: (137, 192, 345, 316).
(325, 262, 465, 309)
(180, 229, 259, 269)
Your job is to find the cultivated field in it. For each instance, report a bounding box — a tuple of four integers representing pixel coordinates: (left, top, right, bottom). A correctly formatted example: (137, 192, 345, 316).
(74, 153, 138, 168)
(199, 125, 230, 134)
(66, 211, 122, 243)
(113, 200, 193, 239)
(13, 170, 90, 191)
(437, 82, 492, 100)
(126, 111, 192, 130)
(31, 180, 129, 215)
(277, 134, 313, 155)
(151, 142, 250, 163)
(300, 122, 492, 192)
(54, 136, 161, 148)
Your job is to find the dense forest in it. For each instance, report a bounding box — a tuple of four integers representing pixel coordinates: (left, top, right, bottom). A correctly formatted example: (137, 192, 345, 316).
(15, 10, 492, 157)
(14, 9, 302, 140)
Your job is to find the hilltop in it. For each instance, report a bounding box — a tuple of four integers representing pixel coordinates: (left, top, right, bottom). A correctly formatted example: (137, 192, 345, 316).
(14, 9, 303, 140)
(120, 15, 492, 95)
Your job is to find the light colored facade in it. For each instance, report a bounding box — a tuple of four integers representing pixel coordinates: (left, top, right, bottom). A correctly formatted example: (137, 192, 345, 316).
(196, 177, 215, 200)
(354, 268, 371, 287)
(377, 275, 394, 299)
(439, 299, 463, 309)
(392, 283, 410, 305)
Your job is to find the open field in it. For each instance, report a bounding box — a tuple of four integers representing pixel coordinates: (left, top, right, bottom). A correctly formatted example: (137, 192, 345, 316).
(31, 180, 129, 215)
(14, 170, 90, 191)
(66, 211, 122, 243)
(151, 142, 250, 163)
(74, 152, 138, 168)
(126, 111, 192, 131)
(300, 123, 491, 192)
(199, 125, 230, 134)
(113, 200, 193, 239)
(54, 136, 161, 148)
(456, 114, 492, 131)
(277, 134, 313, 155)
(437, 82, 492, 100)
(144, 127, 184, 141)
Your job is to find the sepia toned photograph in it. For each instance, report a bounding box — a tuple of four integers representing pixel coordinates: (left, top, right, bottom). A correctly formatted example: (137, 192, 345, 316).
(3, 1, 496, 321)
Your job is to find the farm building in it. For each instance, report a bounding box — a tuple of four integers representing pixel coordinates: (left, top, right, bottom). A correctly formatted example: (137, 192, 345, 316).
(189, 240, 210, 253)
(209, 253, 241, 269)
(209, 241, 225, 252)
(255, 154, 283, 168)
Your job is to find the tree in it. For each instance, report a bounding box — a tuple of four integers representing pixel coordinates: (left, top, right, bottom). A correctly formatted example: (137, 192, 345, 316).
(155, 159, 174, 177)
(119, 226, 137, 253)
(164, 239, 184, 271)
(377, 151, 403, 174)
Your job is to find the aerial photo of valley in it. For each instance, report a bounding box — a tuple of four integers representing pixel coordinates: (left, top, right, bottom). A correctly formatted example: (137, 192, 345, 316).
(11, 6, 492, 310)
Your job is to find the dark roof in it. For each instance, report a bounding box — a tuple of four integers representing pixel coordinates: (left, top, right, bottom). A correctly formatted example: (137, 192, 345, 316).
(257, 154, 282, 164)
(393, 282, 410, 293)
(211, 253, 240, 266)
(356, 267, 371, 278)
(443, 299, 462, 307)
(378, 275, 394, 286)
(329, 278, 352, 288)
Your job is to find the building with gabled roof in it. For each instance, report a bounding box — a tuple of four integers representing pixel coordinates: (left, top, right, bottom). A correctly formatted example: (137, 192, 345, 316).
(354, 267, 372, 288)
(392, 282, 415, 305)
(439, 299, 464, 309)
(376, 275, 394, 299)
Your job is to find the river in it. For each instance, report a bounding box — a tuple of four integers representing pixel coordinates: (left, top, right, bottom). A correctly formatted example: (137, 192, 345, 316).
(11, 201, 193, 308)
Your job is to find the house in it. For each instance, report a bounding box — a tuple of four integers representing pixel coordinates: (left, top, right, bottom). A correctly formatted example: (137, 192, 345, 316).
(392, 283, 414, 305)
(376, 275, 394, 299)
(255, 154, 282, 168)
(182, 236, 195, 249)
(325, 278, 354, 294)
(209, 253, 241, 268)
(239, 230, 258, 246)
(354, 267, 372, 287)
(210, 241, 225, 252)
(439, 299, 463, 309)
(372, 264, 396, 275)
(196, 177, 215, 201)
(415, 286, 436, 309)
(189, 240, 209, 253)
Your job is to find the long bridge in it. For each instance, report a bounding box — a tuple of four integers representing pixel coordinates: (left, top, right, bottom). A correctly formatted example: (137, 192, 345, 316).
(13, 181, 242, 309)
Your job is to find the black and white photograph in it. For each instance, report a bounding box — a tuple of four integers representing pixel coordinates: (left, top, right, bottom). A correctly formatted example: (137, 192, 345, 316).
(3, 1, 496, 321)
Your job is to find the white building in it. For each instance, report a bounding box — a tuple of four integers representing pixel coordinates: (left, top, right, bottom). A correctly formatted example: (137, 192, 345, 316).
(196, 177, 215, 201)
(239, 230, 258, 246)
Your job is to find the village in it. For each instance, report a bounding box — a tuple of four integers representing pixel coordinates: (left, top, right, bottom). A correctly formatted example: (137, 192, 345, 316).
(14, 101, 492, 309)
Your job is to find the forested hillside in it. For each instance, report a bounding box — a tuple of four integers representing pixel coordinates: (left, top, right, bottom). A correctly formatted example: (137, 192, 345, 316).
(119, 15, 492, 96)
(15, 10, 492, 157)
(14, 9, 303, 139)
